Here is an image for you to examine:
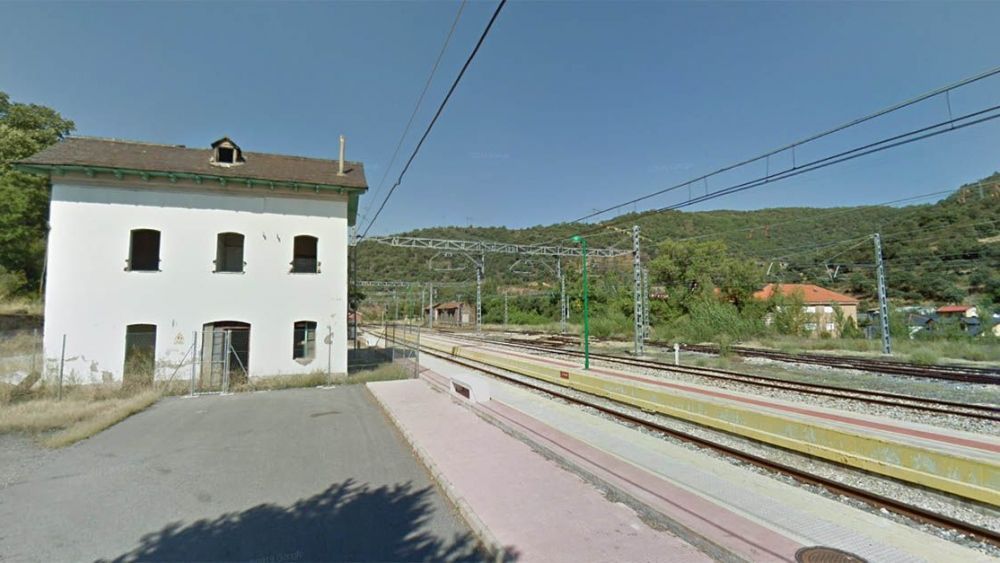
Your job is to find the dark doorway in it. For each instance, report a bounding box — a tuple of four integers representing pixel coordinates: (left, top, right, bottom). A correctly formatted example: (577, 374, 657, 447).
(124, 324, 156, 387)
(201, 321, 251, 389)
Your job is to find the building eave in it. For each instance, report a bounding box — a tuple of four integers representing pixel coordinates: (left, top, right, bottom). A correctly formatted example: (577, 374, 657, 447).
(15, 162, 366, 225)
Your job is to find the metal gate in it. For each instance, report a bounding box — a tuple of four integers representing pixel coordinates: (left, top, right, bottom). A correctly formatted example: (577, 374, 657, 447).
(197, 323, 250, 393)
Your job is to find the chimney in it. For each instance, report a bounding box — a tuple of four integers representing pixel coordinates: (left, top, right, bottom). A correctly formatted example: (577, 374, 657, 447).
(338, 135, 346, 176)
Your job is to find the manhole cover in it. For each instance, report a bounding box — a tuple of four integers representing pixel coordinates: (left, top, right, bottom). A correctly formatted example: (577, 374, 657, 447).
(795, 546, 868, 563)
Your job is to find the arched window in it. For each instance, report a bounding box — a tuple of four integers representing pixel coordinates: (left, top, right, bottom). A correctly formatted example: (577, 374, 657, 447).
(293, 321, 317, 360)
(128, 229, 160, 271)
(291, 235, 319, 273)
(215, 232, 245, 273)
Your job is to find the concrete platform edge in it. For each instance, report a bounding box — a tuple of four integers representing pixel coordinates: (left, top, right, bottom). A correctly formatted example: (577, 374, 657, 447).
(365, 384, 507, 562)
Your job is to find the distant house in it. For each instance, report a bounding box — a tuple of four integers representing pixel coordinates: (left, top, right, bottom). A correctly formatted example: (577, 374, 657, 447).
(754, 283, 859, 336)
(425, 301, 474, 326)
(937, 305, 978, 318)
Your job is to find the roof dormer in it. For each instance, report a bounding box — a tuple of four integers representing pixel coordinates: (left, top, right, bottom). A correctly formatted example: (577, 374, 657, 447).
(210, 137, 245, 167)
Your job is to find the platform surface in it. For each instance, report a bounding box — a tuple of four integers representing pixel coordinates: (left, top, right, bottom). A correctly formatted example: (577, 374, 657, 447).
(401, 354, 996, 563)
(368, 377, 711, 563)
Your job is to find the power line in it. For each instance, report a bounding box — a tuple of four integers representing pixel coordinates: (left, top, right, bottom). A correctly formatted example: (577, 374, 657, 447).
(358, 1, 468, 227)
(566, 65, 1000, 226)
(562, 103, 1000, 246)
(361, 0, 507, 238)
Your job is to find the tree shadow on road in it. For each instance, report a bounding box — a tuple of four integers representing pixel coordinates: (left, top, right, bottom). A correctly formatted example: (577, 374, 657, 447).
(101, 478, 516, 562)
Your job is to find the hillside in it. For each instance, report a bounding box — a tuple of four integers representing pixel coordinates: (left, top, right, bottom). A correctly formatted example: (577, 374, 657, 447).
(357, 173, 1000, 307)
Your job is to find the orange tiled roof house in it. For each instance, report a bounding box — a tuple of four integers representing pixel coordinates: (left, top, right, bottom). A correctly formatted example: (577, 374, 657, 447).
(754, 283, 860, 337)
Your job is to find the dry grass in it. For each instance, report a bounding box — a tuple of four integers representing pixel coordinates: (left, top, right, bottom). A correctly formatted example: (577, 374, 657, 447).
(348, 363, 412, 384)
(0, 298, 43, 316)
(0, 389, 160, 448)
(232, 372, 333, 392)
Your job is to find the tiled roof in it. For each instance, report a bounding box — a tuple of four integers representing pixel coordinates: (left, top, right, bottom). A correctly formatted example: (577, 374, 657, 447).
(937, 305, 971, 313)
(16, 136, 367, 190)
(753, 283, 859, 305)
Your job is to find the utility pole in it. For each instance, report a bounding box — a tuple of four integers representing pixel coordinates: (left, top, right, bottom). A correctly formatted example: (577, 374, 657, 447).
(503, 291, 508, 329)
(350, 230, 359, 349)
(873, 233, 892, 355)
(571, 235, 590, 370)
(393, 289, 398, 321)
(642, 267, 650, 341)
(476, 253, 483, 333)
(428, 283, 434, 329)
(632, 225, 644, 357)
(558, 258, 567, 334)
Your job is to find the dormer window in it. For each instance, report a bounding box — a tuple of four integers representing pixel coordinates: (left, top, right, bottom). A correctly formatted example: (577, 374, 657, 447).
(210, 137, 244, 167)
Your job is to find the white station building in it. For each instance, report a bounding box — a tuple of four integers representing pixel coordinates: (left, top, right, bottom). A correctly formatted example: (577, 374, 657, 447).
(17, 136, 367, 386)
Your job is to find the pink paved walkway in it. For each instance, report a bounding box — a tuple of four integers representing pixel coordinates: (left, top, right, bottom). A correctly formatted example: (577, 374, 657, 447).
(368, 378, 711, 563)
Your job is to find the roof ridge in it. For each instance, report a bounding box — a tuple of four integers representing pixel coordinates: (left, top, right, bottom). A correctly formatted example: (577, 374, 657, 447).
(66, 136, 362, 166)
(68, 135, 189, 148)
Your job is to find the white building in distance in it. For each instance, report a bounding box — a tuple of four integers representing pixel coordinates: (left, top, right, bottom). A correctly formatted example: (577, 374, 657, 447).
(17, 136, 367, 387)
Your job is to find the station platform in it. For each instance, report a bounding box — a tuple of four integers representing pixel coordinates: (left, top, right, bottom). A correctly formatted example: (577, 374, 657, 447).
(368, 355, 994, 563)
(412, 332, 1000, 504)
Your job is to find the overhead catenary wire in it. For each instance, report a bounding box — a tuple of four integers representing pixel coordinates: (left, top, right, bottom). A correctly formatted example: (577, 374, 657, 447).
(361, 0, 507, 239)
(560, 103, 1000, 246)
(565, 65, 1000, 226)
(358, 0, 469, 227)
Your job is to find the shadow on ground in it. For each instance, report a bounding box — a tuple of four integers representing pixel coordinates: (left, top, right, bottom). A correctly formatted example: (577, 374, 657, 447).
(101, 478, 512, 562)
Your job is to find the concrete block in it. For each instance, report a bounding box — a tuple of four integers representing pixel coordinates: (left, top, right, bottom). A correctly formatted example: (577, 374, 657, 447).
(450, 373, 491, 403)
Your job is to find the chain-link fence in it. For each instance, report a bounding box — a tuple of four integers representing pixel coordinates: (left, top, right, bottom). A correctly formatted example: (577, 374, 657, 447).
(347, 322, 421, 378)
(0, 329, 43, 401)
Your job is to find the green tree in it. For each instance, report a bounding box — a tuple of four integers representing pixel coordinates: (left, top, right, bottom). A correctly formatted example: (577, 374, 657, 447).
(648, 239, 762, 315)
(0, 91, 75, 294)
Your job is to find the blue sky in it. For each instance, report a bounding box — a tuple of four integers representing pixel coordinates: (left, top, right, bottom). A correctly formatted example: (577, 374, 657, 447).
(2, 1, 999, 235)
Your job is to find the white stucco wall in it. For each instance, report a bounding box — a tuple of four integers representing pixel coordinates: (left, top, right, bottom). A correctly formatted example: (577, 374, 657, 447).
(43, 180, 350, 382)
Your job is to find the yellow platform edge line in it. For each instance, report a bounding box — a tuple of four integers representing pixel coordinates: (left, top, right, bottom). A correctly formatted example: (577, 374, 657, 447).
(400, 332, 999, 506)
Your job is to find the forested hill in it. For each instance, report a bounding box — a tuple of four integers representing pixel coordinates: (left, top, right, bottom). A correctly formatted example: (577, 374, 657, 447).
(357, 172, 1000, 305)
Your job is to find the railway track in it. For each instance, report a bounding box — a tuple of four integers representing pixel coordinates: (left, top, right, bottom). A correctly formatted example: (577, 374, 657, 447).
(436, 331, 1000, 422)
(385, 331, 1000, 549)
(676, 343, 1000, 384)
(434, 326, 1000, 384)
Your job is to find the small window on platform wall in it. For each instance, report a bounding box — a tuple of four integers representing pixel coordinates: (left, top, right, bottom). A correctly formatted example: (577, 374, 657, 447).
(215, 232, 245, 273)
(293, 321, 317, 360)
(128, 229, 160, 271)
(291, 235, 319, 273)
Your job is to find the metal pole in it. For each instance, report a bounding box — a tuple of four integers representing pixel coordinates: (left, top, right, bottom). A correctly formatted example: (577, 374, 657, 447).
(190, 331, 197, 396)
(582, 239, 589, 370)
(632, 225, 644, 357)
(351, 232, 359, 350)
(420, 287, 426, 325)
(393, 289, 399, 321)
(58, 334, 66, 400)
(571, 235, 590, 370)
(642, 267, 650, 341)
(476, 255, 483, 334)
(429, 283, 434, 329)
(674, 343, 680, 366)
(222, 330, 231, 393)
(560, 267, 567, 334)
(504, 292, 508, 329)
(415, 322, 421, 378)
(874, 233, 892, 354)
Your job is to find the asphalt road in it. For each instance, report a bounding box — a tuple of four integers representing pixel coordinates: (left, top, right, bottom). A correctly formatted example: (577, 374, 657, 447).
(0, 386, 482, 562)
